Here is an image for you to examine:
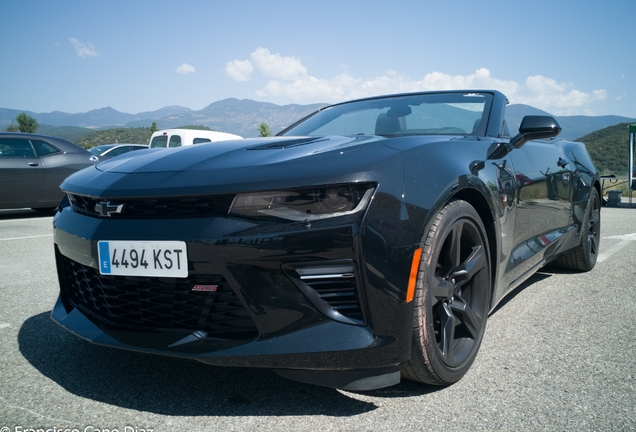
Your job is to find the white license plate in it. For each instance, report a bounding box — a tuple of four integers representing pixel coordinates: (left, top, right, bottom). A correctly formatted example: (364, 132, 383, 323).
(98, 240, 188, 277)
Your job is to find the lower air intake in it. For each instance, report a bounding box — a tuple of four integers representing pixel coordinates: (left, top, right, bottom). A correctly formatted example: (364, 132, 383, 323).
(283, 260, 364, 325)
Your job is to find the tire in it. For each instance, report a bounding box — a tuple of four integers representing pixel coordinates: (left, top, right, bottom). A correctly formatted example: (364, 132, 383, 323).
(402, 200, 491, 385)
(553, 187, 601, 272)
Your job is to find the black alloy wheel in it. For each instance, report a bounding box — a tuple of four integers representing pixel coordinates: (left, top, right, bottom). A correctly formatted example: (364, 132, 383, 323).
(585, 188, 601, 265)
(554, 187, 601, 272)
(402, 200, 491, 385)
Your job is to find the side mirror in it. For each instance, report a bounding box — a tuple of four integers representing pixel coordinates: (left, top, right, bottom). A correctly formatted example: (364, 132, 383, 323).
(510, 115, 561, 148)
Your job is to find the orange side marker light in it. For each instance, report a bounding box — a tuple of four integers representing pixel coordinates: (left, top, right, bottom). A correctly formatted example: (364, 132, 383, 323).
(406, 247, 422, 303)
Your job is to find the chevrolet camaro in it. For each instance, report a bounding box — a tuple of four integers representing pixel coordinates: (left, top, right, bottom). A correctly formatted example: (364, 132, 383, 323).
(51, 90, 600, 391)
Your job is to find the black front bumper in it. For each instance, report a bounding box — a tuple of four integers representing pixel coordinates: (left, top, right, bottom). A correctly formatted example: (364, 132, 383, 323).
(52, 206, 414, 389)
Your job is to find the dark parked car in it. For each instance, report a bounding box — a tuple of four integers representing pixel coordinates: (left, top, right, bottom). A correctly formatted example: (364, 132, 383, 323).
(51, 90, 600, 390)
(87, 143, 148, 161)
(0, 132, 95, 211)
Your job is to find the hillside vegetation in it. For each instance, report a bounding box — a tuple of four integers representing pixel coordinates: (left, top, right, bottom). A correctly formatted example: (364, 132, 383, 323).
(576, 122, 634, 176)
(55, 125, 215, 148)
(38, 125, 96, 142)
(73, 127, 154, 148)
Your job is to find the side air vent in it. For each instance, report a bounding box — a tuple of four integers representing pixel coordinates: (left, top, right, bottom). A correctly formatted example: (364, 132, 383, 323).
(283, 260, 364, 325)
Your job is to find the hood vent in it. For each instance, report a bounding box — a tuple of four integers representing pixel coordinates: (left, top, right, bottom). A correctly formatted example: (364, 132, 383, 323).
(247, 137, 326, 150)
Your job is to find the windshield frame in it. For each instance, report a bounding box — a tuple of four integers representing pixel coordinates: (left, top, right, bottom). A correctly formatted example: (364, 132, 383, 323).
(279, 91, 494, 138)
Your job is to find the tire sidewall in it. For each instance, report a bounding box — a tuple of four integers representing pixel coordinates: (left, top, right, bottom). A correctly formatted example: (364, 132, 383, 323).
(417, 200, 491, 383)
(585, 188, 601, 268)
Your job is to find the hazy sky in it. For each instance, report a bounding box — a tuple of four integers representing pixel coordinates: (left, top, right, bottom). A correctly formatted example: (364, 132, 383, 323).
(2, 0, 635, 117)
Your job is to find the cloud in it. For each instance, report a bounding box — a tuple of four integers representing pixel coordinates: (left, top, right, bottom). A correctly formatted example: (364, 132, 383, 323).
(227, 48, 607, 115)
(515, 75, 607, 115)
(346, 68, 520, 100)
(225, 59, 253, 81)
(256, 73, 361, 100)
(176, 63, 196, 74)
(225, 48, 308, 83)
(250, 47, 307, 81)
(69, 38, 99, 58)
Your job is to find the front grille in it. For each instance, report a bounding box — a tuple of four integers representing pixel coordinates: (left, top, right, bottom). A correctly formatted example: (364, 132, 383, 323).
(60, 256, 258, 341)
(68, 194, 235, 219)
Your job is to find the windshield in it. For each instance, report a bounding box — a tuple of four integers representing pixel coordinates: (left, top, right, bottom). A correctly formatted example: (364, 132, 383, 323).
(281, 92, 493, 137)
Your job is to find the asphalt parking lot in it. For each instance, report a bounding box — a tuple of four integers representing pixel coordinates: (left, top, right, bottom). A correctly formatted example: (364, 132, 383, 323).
(0, 206, 634, 431)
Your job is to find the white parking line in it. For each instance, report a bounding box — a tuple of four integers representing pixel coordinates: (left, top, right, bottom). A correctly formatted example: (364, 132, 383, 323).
(598, 233, 636, 263)
(0, 216, 53, 222)
(0, 234, 53, 241)
(0, 323, 10, 329)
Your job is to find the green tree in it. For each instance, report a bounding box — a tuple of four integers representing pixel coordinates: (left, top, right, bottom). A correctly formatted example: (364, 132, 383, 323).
(16, 112, 39, 133)
(258, 122, 272, 137)
(150, 121, 158, 135)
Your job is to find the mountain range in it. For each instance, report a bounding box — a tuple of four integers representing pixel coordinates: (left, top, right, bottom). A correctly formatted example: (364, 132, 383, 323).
(1, 98, 634, 140)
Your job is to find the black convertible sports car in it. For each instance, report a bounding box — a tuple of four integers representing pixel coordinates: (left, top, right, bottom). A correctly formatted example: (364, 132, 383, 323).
(52, 90, 600, 391)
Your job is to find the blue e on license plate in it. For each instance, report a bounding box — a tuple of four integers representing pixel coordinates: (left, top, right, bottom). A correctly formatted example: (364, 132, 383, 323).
(98, 240, 188, 277)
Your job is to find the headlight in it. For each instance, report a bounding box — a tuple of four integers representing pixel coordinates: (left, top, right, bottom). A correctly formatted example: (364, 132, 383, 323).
(229, 184, 375, 221)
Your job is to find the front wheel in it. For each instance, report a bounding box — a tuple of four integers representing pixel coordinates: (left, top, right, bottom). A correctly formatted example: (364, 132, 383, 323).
(402, 200, 491, 385)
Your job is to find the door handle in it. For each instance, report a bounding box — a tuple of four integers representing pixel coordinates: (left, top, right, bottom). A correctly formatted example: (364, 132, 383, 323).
(28, 162, 39, 167)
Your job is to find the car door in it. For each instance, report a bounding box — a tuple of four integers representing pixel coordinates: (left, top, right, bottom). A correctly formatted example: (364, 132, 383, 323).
(30, 139, 75, 206)
(505, 139, 573, 282)
(0, 137, 44, 207)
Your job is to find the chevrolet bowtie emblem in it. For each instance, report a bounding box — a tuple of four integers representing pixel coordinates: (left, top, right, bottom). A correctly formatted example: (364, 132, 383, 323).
(95, 201, 125, 217)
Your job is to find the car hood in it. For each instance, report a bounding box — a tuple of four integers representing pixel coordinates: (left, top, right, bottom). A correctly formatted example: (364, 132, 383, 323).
(96, 136, 391, 174)
(61, 135, 453, 197)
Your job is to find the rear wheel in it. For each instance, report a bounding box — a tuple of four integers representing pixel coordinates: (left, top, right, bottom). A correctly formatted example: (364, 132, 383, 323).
(553, 188, 601, 272)
(402, 200, 491, 385)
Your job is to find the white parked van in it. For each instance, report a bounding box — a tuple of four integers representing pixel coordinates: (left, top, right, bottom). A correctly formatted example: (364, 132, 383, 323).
(149, 129, 242, 148)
